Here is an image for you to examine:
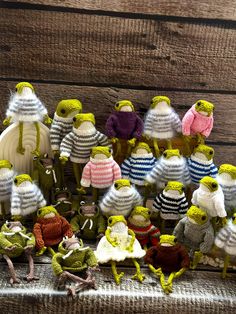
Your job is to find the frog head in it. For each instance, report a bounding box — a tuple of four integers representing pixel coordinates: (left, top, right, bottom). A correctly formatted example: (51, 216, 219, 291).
(162, 149, 181, 161)
(59, 235, 83, 253)
(73, 113, 95, 129)
(193, 144, 214, 161)
(132, 142, 152, 155)
(194, 100, 214, 117)
(79, 201, 98, 217)
(160, 234, 177, 247)
(107, 215, 127, 233)
(56, 99, 82, 118)
(218, 164, 236, 181)
(91, 146, 112, 160)
(114, 100, 134, 112)
(200, 176, 218, 192)
(187, 205, 208, 225)
(150, 96, 171, 112)
(164, 181, 185, 196)
(0, 160, 13, 175)
(14, 174, 32, 187)
(15, 82, 34, 95)
(1, 221, 26, 233)
(128, 206, 151, 226)
(37, 206, 59, 219)
(113, 179, 131, 193)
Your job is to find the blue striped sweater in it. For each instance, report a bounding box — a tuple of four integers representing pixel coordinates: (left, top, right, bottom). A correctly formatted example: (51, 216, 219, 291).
(187, 155, 218, 185)
(121, 153, 157, 186)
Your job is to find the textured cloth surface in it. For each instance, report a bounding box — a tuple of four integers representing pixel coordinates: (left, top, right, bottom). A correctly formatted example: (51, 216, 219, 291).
(0, 169, 14, 201)
(188, 155, 218, 185)
(218, 178, 236, 210)
(215, 221, 236, 256)
(127, 221, 160, 246)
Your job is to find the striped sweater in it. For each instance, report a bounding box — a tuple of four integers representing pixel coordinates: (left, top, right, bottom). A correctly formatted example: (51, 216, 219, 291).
(60, 127, 109, 163)
(188, 155, 218, 185)
(7, 94, 47, 122)
(99, 185, 142, 217)
(50, 113, 74, 151)
(215, 221, 236, 256)
(127, 221, 160, 246)
(11, 183, 46, 217)
(0, 169, 15, 202)
(80, 156, 121, 189)
(217, 177, 236, 210)
(145, 157, 191, 188)
(144, 109, 181, 139)
(153, 190, 189, 220)
(121, 153, 157, 186)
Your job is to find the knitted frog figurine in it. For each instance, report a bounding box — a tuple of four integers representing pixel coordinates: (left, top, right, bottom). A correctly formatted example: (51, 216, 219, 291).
(70, 201, 106, 240)
(187, 144, 218, 185)
(217, 164, 236, 216)
(33, 206, 73, 256)
(52, 187, 74, 218)
(127, 206, 160, 249)
(182, 100, 214, 144)
(95, 215, 146, 285)
(173, 205, 214, 269)
(106, 100, 144, 157)
(50, 99, 82, 154)
(52, 235, 98, 296)
(10, 174, 46, 221)
(143, 96, 182, 157)
(215, 213, 236, 278)
(145, 149, 191, 189)
(60, 113, 109, 191)
(3, 82, 52, 156)
(0, 221, 38, 284)
(152, 181, 189, 232)
(192, 176, 227, 228)
(0, 160, 15, 218)
(145, 234, 190, 294)
(80, 146, 121, 201)
(99, 179, 142, 218)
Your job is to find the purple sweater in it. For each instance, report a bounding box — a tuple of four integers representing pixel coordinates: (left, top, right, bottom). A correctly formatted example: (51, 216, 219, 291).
(106, 111, 144, 140)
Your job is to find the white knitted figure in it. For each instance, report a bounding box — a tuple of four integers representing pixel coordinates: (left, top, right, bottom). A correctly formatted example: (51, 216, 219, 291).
(0, 160, 15, 217)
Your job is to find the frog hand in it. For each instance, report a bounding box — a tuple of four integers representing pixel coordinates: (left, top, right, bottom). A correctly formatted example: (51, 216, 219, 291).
(11, 215, 22, 222)
(3, 116, 11, 126)
(43, 114, 52, 125)
(59, 156, 68, 165)
(110, 137, 119, 144)
(36, 246, 47, 256)
(127, 138, 136, 147)
(76, 187, 86, 195)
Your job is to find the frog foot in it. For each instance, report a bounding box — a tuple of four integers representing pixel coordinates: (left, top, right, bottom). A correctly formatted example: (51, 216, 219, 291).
(132, 271, 145, 283)
(31, 149, 40, 157)
(154, 267, 163, 276)
(10, 276, 21, 285)
(76, 187, 86, 195)
(25, 274, 40, 282)
(222, 272, 231, 279)
(114, 271, 124, 285)
(17, 146, 25, 155)
(36, 246, 47, 256)
(163, 282, 173, 294)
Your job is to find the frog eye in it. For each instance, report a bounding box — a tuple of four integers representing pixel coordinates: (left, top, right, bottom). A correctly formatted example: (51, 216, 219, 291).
(196, 101, 201, 106)
(62, 241, 67, 248)
(209, 150, 213, 155)
(108, 217, 113, 224)
(232, 216, 236, 221)
(73, 117, 77, 122)
(163, 152, 167, 158)
(6, 221, 11, 227)
(108, 148, 112, 153)
(37, 209, 42, 216)
(114, 183, 119, 189)
(10, 163, 13, 168)
(164, 183, 168, 187)
(61, 109, 66, 114)
(173, 237, 177, 243)
(147, 210, 151, 216)
(80, 201, 85, 206)
(115, 102, 119, 107)
(202, 215, 206, 221)
(181, 187, 185, 192)
(212, 183, 218, 189)
(14, 178, 18, 184)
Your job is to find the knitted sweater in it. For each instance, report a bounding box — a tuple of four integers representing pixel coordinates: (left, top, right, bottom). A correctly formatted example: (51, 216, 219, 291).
(33, 215, 73, 249)
(50, 113, 74, 151)
(173, 217, 214, 254)
(144, 109, 182, 139)
(153, 190, 189, 220)
(60, 127, 109, 163)
(145, 244, 190, 273)
(145, 157, 191, 188)
(7, 94, 47, 122)
(80, 156, 121, 189)
(121, 153, 157, 186)
(217, 177, 236, 209)
(99, 185, 142, 217)
(187, 155, 218, 185)
(10, 184, 46, 217)
(127, 221, 160, 246)
(182, 105, 213, 137)
(192, 186, 226, 218)
(215, 221, 236, 256)
(0, 169, 15, 202)
(106, 111, 143, 140)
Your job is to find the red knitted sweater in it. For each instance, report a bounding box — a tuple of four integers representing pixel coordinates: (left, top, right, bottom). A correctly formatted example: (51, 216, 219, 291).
(128, 222, 160, 246)
(33, 215, 73, 249)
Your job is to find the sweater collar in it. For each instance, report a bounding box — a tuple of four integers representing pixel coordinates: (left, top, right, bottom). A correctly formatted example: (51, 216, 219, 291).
(54, 112, 73, 123)
(187, 217, 211, 230)
(190, 154, 213, 165)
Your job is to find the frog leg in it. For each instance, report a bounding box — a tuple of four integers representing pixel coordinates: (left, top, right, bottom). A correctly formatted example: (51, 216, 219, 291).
(92, 187, 99, 202)
(196, 133, 205, 144)
(148, 264, 166, 291)
(143, 184, 151, 206)
(72, 162, 83, 192)
(153, 139, 160, 158)
(17, 122, 25, 154)
(36, 246, 47, 256)
(167, 139, 172, 149)
(31, 122, 40, 156)
(131, 258, 145, 283)
(111, 260, 124, 285)
(113, 140, 122, 159)
(164, 272, 175, 294)
(190, 250, 203, 270)
(182, 134, 192, 157)
(0, 201, 6, 219)
(160, 218, 165, 234)
(3, 254, 21, 284)
(47, 246, 56, 256)
(222, 254, 231, 279)
(25, 251, 39, 282)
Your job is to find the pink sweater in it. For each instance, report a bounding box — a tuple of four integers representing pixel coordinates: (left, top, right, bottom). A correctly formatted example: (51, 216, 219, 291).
(182, 105, 213, 137)
(80, 157, 121, 189)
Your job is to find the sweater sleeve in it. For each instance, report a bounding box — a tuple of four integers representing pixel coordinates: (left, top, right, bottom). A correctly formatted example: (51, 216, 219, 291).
(214, 190, 227, 218)
(26, 233, 36, 248)
(113, 161, 122, 181)
(171, 111, 182, 133)
(202, 117, 214, 138)
(144, 246, 157, 265)
(99, 191, 115, 216)
(37, 99, 48, 117)
(36, 186, 46, 209)
(70, 216, 80, 233)
(85, 249, 98, 267)
(199, 226, 214, 254)
(215, 225, 230, 249)
(33, 222, 44, 250)
(152, 194, 162, 212)
(183, 160, 191, 185)
(143, 112, 153, 136)
(105, 115, 117, 138)
(191, 190, 198, 206)
(133, 115, 144, 139)
(10, 192, 22, 216)
(145, 162, 163, 184)
(80, 162, 92, 187)
(210, 163, 218, 178)
(179, 245, 190, 269)
(52, 253, 64, 276)
(121, 158, 131, 178)
(182, 109, 195, 136)
(50, 121, 62, 151)
(6, 98, 19, 117)
(133, 189, 143, 207)
(96, 131, 109, 147)
(0, 233, 14, 249)
(179, 196, 189, 215)
(60, 132, 74, 158)
(173, 219, 185, 243)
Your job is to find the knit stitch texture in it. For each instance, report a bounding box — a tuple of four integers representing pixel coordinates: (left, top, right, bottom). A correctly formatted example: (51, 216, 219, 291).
(188, 155, 218, 185)
(215, 221, 236, 256)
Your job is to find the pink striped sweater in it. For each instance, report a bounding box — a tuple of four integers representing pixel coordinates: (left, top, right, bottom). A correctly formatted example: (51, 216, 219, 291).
(80, 157, 121, 189)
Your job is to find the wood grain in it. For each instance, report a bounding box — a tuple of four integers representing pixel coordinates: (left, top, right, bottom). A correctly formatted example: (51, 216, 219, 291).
(3, 0, 236, 21)
(0, 8, 236, 91)
(0, 81, 235, 146)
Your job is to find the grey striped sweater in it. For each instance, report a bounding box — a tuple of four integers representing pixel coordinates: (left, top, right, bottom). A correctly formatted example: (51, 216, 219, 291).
(217, 179, 236, 210)
(50, 113, 74, 151)
(100, 185, 142, 217)
(146, 157, 191, 188)
(11, 184, 46, 217)
(153, 190, 188, 220)
(215, 221, 236, 256)
(144, 109, 181, 139)
(0, 169, 15, 202)
(60, 127, 109, 163)
(7, 94, 47, 122)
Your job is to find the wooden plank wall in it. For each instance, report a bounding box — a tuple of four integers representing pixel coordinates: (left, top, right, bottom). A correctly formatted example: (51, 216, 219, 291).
(0, 0, 235, 165)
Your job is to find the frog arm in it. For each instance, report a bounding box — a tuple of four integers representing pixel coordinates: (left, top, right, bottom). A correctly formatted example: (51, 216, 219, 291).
(85, 249, 98, 268)
(133, 115, 144, 139)
(80, 162, 92, 188)
(0, 232, 14, 249)
(26, 233, 36, 248)
(105, 228, 118, 247)
(172, 111, 182, 133)
(33, 222, 45, 249)
(210, 163, 218, 178)
(60, 216, 73, 238)
(97, 214, 106, 235)
(105, 115, 117, 139)
(52, 253, 64, 276)
(50, 121, 62, 151)
(173, 219, 185, 243)
(182, 110, 194, 136)
(126, 229, 136, 252)
(70, 216, 80, 233)
(121, 158, 131, 178)
(199, 228, 215, 254)
(113, 162, 122, 181)
(202, 117, 213, 138)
